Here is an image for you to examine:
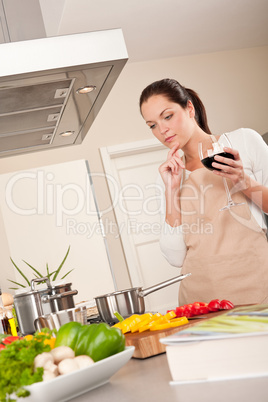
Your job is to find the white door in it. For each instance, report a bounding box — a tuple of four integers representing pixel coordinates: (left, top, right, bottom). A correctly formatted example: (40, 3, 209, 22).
(101, 139, 182, 314)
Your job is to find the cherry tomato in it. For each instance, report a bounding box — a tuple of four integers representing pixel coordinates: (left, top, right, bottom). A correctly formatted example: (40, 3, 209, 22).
(208, 299, 221, 312)
(220, 299, 234, 310)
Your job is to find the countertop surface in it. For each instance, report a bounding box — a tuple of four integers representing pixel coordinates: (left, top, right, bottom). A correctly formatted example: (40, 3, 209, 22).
(70, 352, 268, 402)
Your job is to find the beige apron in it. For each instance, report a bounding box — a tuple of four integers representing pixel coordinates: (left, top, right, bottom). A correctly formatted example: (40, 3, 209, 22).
(179, 167, 268, 305)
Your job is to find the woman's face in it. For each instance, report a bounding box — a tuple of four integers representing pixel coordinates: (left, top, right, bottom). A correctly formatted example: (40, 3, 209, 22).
(141, 94, 196, 150)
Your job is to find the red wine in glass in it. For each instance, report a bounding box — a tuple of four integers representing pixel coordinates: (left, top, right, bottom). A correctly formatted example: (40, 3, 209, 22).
(201, 151, 234, 171)
(198, 134, 244, 210)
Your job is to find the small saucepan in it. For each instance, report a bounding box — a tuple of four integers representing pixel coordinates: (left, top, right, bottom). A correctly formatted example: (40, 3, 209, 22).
(94, 273, 191, 324)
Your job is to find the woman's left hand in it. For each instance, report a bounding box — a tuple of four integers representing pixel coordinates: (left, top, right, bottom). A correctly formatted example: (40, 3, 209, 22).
(212, 147, 248, 191)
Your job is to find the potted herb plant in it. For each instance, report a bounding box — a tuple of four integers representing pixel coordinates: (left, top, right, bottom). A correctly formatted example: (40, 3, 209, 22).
(8, 246, 74, 292)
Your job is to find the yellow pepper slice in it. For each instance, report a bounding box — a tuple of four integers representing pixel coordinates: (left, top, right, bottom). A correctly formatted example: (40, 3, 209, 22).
(130, 322, 144, 333)
(138, 323, 153, 333)
(148, 316, 168, 326)
(112, 322, 122, 329)
(169, 316, 188, 322)
(140, 313, 154, 321)
(120, 314, 142, 334)
(138, 316, 165, 332)
(24, 334, 33, 341)
(149, 316, 188, 331)
(129, 316, 143, 328)
(44, 337, 56, 349)
(113, 312, 188, 334)
(164, 310, 177, 320)
(168, 317, 188, 326)
(131, 313, 154, 333)
(152, 312, 162, 319)
(121, 323, 131, 334)
(115, 313, 155, 333)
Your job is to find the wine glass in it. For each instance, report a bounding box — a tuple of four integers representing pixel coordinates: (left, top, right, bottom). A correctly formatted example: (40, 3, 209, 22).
(198, 134, 245, 211)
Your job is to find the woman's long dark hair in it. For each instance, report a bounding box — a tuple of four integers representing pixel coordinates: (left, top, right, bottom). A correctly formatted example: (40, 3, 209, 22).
(139, 78, 211, 134)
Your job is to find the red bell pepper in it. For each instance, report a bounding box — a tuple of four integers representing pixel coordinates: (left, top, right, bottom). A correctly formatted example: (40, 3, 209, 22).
(198, 305, 209, 314)
(183, 304, 194, 317)
(175, 306, 186, 317)
(190, 302, 206, 315)
(0, 335, 20, 351)
(190, 303, 200, 315)
(2, 336, 20, 344)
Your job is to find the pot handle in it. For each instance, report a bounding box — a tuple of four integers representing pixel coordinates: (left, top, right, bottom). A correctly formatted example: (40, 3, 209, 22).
(41, 290, 78, 303)
(138, 273, 191, 297)
(34, 317, 43, 332)
(31, 277, 52, 291)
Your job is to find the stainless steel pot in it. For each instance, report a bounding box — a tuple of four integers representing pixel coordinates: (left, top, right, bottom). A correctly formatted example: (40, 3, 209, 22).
(42, 282, 78, 312)
(94, 273, 191, 324)
(14, 277, 78, 335)
(34, 306, 87, 332)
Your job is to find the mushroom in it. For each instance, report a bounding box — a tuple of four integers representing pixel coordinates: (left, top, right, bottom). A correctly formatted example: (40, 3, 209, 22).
(34, 346, 94, 380)
(42, 370, 57, 382)
(50, 346, 75, 364)
(74, 355, 94, 369)
(34, 352, 54, 370)
(44, 360, 59, 376)
(58, 358, 79, 375)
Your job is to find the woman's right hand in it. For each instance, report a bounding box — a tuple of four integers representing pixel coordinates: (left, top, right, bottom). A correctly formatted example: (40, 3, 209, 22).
(159, 145, 185, 190)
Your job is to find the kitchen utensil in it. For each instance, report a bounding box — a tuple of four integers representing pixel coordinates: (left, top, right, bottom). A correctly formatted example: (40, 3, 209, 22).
(42, 282, 78, 312)
(34, 305, 87, 331)
(94, 273, 191, 324)
(14, 277, 78, 335)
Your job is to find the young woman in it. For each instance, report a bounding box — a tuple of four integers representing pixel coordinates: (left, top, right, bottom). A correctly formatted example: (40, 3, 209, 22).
(140, 78, 268, 305)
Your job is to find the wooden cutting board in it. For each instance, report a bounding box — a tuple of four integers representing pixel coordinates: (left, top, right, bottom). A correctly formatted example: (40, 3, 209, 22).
(125, 311, 226, 359)
(125, 326, 184, 359)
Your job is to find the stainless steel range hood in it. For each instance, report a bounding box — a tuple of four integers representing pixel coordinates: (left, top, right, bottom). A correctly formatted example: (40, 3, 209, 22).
(0, 29, 128, 157)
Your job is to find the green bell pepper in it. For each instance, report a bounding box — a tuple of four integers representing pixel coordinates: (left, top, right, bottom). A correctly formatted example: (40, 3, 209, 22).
(54, 321, 82, 349)
(55, 322, 125, 362)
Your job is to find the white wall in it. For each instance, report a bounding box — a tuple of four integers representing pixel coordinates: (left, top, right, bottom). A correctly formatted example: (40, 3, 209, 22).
(0, 45, 267, 296)
(39, 0, 66, 37)
(0, 160, 116, 303)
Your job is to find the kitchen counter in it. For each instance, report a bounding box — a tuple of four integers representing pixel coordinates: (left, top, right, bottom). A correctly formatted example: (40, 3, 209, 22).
(70, 352, 268, 402)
